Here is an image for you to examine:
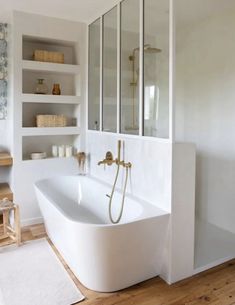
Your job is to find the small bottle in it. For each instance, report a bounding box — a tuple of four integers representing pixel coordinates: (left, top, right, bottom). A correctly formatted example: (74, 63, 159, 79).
(35, 79, 48, 94)
(52, 83, 61, 95)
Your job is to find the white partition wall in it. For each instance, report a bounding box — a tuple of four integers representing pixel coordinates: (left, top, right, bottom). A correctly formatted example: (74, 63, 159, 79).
(175, 0, 235, 272)
(86, 0, 196, 283)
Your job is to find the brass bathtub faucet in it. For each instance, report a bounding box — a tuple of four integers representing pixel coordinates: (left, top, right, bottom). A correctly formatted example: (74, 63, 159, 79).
(98, 140, 132, 168)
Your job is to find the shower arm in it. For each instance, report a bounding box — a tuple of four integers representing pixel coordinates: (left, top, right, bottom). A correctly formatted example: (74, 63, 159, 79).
(129, 44, 161, 86)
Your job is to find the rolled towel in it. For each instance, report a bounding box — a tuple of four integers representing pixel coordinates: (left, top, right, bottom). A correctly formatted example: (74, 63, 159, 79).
(0, 198, 13, 208)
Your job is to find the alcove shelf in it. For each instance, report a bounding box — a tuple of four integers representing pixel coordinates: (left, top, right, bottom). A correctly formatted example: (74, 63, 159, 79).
(22, 155, 75, 163)
(21, 34, 81, 161)
(21, 126, 80, 136)
(22, 134, 79, 161)
(22, 60, 80, 74)
(22, 94, 80, 104)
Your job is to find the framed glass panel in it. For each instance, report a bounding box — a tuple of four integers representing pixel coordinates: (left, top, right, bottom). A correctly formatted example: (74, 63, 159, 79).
(103, 7, 118, 133)
(144, 0, 169, 138)
(120, 0, 140, 135)
(88, 19, 101, 130)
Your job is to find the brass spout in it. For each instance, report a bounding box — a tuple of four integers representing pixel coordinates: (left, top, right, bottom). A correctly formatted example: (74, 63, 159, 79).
(97, 141, 132, 169)
(98, 151, 115, 166)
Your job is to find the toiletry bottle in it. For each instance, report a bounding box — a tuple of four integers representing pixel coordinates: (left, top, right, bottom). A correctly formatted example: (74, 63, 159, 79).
(52, 83, 61, 95)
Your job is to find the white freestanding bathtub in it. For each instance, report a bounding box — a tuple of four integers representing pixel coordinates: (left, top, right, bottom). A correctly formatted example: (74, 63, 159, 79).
(34, 175, 169, 292)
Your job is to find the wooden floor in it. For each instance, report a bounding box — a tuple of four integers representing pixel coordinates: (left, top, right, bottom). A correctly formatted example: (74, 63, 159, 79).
(0, 223, 235, 305)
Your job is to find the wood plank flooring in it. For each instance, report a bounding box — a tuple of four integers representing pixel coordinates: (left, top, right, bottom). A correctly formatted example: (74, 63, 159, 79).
(0, 223, 235, 305)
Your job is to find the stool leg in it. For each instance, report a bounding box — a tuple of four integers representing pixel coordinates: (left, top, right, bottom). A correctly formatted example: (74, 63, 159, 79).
(3, 210, 9, 236)
(14, 206, 21, 246)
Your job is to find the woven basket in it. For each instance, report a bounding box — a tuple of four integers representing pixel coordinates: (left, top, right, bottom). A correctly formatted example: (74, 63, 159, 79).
(33, 50, 64, 64)
(36, 115, 67, 127)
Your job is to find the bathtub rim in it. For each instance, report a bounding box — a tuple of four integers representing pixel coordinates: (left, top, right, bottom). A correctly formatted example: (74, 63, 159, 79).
(34, 175, 169, 228)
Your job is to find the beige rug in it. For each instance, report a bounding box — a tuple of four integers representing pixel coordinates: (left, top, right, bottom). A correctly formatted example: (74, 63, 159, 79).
(0, 238, 84, 305)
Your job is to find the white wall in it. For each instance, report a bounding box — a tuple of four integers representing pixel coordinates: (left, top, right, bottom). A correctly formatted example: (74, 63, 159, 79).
(11, 11, 86, 225)
(86, 132, 196, 283)
(0, 121, 8, 150)
(176, 8, 235, 233)
(87, 131, 172, 212)
(169, 143, 196, 282)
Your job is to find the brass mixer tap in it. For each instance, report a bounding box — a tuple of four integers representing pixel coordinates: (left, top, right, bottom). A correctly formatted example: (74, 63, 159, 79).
(98, 140, 132, 168)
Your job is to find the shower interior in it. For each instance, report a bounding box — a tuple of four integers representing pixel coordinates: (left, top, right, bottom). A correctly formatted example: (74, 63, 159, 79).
(176, 0, 235, 272)
(126, 44, 162, 131)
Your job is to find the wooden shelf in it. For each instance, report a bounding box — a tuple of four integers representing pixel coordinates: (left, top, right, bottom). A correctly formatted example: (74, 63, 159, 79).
(22, 60, 80, 75)
(0, 183, 13, 201)
(21, 126, 80, 136)
(21, 94, 80, 105)
(0, 153, 13, 167)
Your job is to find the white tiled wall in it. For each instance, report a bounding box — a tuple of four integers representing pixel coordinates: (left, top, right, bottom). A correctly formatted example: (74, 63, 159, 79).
(86, 131, 172, 212)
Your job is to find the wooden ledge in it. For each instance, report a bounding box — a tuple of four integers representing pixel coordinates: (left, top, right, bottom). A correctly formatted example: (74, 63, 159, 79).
(0, 183, 13, 201)
(0, 153, 13, 167)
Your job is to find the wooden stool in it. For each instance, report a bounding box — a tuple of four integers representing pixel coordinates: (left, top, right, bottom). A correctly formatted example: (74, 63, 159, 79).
(0, 204, 21, 246)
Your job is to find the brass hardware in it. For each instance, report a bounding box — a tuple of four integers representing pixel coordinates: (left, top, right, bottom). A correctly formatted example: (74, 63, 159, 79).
(76, 152, 86, 166)
(76, 152, 86, 175)
(98, 140, 132, 224)
(106, 151, 114, 165)
(97, 140, 132, 169)
(98, 151, 114, 166)
(128, 44, 162, 130)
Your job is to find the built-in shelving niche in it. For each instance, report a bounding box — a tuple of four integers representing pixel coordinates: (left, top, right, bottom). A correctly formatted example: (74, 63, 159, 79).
(21, 35, 81, 162)
(22, 36, 77, 65)
(22, 35, 80, 96)
(22, 70, 77, 96)
(22, 103, 79, 127)
(22, 135, 79, 161)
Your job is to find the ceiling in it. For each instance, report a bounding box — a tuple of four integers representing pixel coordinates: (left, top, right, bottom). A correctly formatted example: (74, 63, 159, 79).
(0, 0, 119, 23)
(0, 0, 235, 26)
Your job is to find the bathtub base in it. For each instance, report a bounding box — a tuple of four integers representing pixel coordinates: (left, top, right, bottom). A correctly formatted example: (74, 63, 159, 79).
(35, 176, 169, 292)
(42, 207, 169, 292)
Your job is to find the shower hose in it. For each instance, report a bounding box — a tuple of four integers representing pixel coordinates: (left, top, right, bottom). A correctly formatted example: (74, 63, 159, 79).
(107, 164, 129, 224)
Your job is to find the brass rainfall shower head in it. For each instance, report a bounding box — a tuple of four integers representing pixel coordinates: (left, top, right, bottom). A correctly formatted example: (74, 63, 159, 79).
(129, 44, 162, 61)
